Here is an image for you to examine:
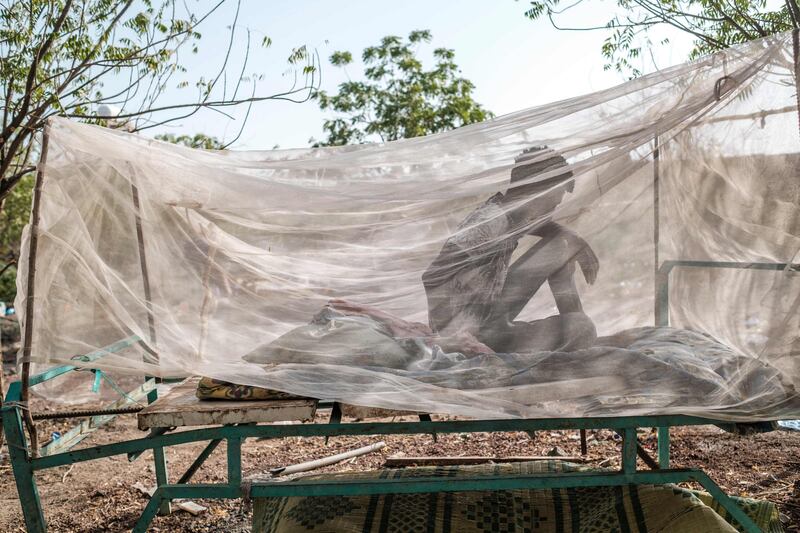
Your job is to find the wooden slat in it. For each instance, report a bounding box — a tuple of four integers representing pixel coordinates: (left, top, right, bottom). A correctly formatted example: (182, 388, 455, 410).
(137, 377, 317, 430)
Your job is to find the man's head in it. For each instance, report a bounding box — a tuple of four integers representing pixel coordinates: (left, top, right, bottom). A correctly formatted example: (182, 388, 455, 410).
(504, 146, 574, 222)
(508, 146, 574, 196)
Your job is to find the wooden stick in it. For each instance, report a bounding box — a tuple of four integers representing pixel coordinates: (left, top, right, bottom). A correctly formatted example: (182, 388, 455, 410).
(793, 30, 800, 141)
(130, 181, 157, 357)
(0, 350, 4, 451)
(384, 455, 588, 467)
(196, 239, 218, 362)
(653, 133, 661, 326)
(270, 441, 386, 476)
(19, 121, 51, 457)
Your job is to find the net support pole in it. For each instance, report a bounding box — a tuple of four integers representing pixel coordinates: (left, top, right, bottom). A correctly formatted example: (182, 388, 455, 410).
(652, 134, 672, 458)
(19, 121, 52, 458)
(130, 181, 158, 361)
(130, 172, 160, 393)
(653, 134, 666, 327)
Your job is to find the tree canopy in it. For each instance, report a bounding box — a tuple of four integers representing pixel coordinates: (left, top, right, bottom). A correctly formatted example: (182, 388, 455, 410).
(0, 0, 319, 203)
(155, 132, 225, 150)
(0, 176, 32, 304)
(523, 0, 798, 76)
(312, 30, 492, 146)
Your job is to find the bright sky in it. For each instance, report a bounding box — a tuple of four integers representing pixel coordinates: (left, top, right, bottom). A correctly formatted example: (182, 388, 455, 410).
(146, 0, 698, 149)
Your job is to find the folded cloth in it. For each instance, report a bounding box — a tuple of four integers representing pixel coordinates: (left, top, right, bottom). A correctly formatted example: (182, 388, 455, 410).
(196, 376, 309, 401)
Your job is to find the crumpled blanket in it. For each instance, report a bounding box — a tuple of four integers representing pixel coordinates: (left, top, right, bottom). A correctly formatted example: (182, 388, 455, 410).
(236, 301, 799, 419)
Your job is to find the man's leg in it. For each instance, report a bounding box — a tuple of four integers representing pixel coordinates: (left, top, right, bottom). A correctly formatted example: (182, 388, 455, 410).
(481, 234, 596, 353)
(493, 234, 574, 322)
(548, 261, 583, 314)
(496, 313, 597, 353)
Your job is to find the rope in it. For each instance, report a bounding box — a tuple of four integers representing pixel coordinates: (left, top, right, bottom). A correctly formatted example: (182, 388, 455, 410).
(3, 401, 31, 412)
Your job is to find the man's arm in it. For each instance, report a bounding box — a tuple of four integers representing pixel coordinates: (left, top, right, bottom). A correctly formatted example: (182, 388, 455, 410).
(548, 261, 583, 314)
(527, 222, 599, 285)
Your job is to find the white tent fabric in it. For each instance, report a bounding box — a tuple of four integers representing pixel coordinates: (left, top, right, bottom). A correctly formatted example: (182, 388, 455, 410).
(17, 32, 800, 420)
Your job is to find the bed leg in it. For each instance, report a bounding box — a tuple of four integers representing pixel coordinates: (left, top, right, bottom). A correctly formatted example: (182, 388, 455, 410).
(133, 487, 164, 533)
(657, 427, 670, 468)
(324, 402, 342, 445)
(153, 445, 171, 515)
(692, 470, 762, 533)
(418, 413, 437, 442)
(622, 428, 637, 474)
(3, 404, 46, 532)
(228, 436, 242, 487)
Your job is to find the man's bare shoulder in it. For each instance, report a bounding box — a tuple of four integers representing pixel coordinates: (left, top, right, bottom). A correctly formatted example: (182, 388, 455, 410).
(450, 194, 510, 250)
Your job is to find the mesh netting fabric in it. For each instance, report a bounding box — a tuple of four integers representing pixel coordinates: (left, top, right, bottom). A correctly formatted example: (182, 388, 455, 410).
(17, 32, 800, 420)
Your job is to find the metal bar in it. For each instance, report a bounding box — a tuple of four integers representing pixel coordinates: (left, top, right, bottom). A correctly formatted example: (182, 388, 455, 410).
(20, 121, 52, 457)
(636, 442, 660, 471)
(246, 468, 709, 497)
(1, 404, 46, 532)
(615, 430, 659, 470)
(579, 429, 587, 455)
(622, 428, 637, 474)
(32, 415, 725, 471)
(177, 439, 222, 484)
(227, 437, 242, 487)
(661, 260, 800, 272)
(39, 380, 155, 456)
(693, 470, 762, 533)
(148, 368, 169, 513)
(33, 406, 143, 421)
(655, 260, 800, 328)
(329, 401, 342, 424)
(4, 380, 21, 402)
(127, 427, 169, 462)
(418, 413, 437, 442)
(27, 335, 141, 388)
(135, 468, 714, 501)
(153, 445, 171, 515)
(132, 487, 165, 533)
(658, 427, 670, 468)
(324, 401, 342, 445)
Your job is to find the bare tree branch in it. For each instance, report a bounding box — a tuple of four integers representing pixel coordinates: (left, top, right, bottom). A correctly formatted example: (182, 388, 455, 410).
(0, 0, 74, 144)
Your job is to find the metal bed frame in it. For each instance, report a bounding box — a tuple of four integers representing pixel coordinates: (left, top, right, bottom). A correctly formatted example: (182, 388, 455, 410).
(2, 365, 767, 533)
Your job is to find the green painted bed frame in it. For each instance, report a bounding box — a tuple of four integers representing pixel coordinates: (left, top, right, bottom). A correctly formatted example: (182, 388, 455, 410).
(2, 355, 766, 533)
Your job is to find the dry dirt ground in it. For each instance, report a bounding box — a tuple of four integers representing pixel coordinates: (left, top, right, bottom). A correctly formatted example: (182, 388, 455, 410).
(2, 386, 800, 532)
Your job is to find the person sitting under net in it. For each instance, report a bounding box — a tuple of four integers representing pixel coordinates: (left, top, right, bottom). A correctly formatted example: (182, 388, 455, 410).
(422, 146, 598, 354)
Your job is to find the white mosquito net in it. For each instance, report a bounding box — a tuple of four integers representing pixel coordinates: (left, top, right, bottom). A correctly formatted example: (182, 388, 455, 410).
(17, 32, 800, 421)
